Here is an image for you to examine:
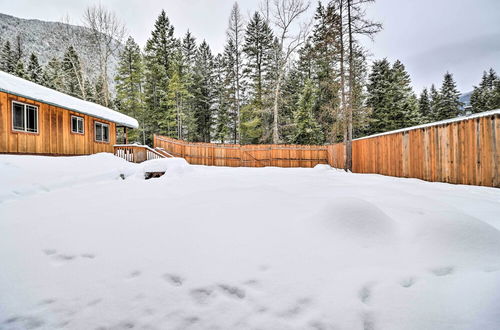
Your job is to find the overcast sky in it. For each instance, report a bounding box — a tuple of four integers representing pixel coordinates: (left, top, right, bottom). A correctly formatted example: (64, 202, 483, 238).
(2, 0, 499, 93)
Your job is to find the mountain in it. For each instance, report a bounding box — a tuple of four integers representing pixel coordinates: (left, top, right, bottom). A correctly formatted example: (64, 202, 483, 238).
(0, 12, 121, 83)
(459, 91, 472, 111)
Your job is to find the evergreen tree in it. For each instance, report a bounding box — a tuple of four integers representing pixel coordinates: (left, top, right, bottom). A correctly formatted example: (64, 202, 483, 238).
(15, 60, 27, 79)
(429, 84, 440, 121)
(42, 57, 64, 90)
(388, 60, 421, 129)
(213, 54, 231, 143)
(242, 11, 275, 143)
(310, 1, 342, 142)
(470, 68, 500, 113)
(27, 53, 43, 84)
(144, 10, 178, 140)
(191, 41, 214, 142)
(62, 46, 85, 99)
(418, 88, 431, 122)
(366, 59, 420, 134)
(293, 79, 323, 144)
(0, 41, 16, 73)
(366, 58, 392, 134)
(166, 48, 191, 139)
(115, 37, 146, 143)
(180, 31, 198, 140)
(435, 72, 462, 120)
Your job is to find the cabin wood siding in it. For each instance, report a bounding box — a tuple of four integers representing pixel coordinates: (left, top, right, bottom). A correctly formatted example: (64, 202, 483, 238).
(0, 91, 116, 155)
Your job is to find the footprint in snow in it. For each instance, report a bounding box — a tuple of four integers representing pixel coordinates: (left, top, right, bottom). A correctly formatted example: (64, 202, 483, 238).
(126, 270, 142, 279)
(431, 266, 454, 277)
(189, 287, 216, 305)
(400, 277, 417, 288)
(81, 253, 96, 259)
(218, 284, 246, 299)
(358, 285, 372, 304)
(162, 273, 184, 286)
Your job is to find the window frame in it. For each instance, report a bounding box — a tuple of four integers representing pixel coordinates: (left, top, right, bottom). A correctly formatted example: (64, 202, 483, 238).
(94, 121, 110, 143)
(11, 100, 39, 134)
(71, 115, 85, 135)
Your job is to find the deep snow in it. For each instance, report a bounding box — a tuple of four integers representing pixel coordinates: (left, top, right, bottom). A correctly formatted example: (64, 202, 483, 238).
(0, 154, 499, 330)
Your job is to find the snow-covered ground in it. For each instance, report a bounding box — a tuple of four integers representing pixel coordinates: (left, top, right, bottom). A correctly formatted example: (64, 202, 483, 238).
(1, 154, 499, 330)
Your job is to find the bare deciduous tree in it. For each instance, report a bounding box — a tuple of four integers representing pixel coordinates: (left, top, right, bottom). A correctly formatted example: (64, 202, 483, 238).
(269, 0, 310, 143)
(226, 2, 245, 143)
(83, 4, 125, 107)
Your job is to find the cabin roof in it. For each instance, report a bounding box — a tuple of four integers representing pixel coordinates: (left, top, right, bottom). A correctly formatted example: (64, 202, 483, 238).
(0, 70, 139, 129)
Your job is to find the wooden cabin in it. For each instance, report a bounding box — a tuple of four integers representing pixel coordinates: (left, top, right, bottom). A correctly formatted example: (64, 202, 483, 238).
(0, 70, 138, 155)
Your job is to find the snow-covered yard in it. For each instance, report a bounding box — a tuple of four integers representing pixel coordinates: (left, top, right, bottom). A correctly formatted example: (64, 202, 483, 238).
(1, 154, 499, 330)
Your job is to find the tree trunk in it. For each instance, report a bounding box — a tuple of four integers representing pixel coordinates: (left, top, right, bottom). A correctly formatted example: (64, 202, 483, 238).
(346, 0, 354, 172)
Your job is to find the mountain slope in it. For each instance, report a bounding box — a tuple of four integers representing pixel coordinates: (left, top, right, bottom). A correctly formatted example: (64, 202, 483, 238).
(0, 12, 121, 81)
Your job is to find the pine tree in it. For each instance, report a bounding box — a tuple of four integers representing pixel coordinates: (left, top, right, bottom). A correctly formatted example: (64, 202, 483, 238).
(429, 84, 440, 121)
(435, 72, 462, 120)
(470, 69, 500, 113)
(310, 1, 342, 142)
(144, 10, 178, 140)
(366, 59, 420, 134)
(0, 41, 16, 73)
(418, 88, 432, 123)
(293, 79, 323, 144)
(62, 46, 85, 99)
(242, 11, 275, 143)
(15, 60, 27, 79)
(366, 58, 392, 134)
(213, 54, 231, 143)
(180, 31, 198, 140)
(388, 60, 421, 129)
(166, 48, 192, 139)
(42, 57, 64, 90)
(27, 53, 43, 84)
(191, 41, 214, 142)
(115, 36, 146, 143)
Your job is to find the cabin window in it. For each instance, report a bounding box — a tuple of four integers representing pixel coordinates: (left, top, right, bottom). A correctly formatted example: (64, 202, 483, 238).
(95, 122, 109, 143)
(71, 116, 84, 134)
(12, 101, 38, 133)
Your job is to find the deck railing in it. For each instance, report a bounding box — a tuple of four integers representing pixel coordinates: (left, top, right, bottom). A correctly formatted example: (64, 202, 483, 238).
(114, 144, 171, 163)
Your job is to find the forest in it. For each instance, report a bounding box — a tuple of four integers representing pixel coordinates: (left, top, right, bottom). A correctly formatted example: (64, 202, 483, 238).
(1, 0, 499, 150)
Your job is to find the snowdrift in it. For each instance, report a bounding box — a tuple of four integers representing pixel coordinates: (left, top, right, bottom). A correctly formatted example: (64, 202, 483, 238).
(0, 154, 499, 330)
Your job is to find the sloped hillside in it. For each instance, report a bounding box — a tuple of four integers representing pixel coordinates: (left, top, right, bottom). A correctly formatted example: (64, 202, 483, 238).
(0, 12, 121, 80)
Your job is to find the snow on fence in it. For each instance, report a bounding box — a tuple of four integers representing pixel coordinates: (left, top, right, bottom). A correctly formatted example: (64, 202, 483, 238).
(153, 135, 329, 168)
(154, 110, 499, 187)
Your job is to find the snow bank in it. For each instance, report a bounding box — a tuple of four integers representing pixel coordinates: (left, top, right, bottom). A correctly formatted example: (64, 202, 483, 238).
(0, 153, 137, 203)
(0, 155, 500, 330)
(142, 157, 190, 176)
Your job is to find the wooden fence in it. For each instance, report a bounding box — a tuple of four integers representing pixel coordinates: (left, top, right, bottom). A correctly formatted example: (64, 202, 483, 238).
(153, 135, 329, 168)
(153, 110, 499, 187)
(334, 109, 500, 187)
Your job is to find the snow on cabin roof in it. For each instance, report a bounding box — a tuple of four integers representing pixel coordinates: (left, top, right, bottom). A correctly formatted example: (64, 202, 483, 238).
(355, 108, 500, 141)
(0, 70, 139, 128)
